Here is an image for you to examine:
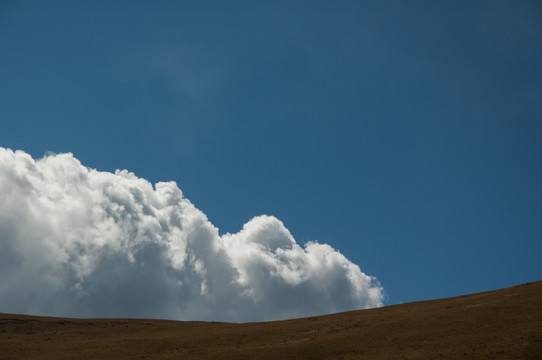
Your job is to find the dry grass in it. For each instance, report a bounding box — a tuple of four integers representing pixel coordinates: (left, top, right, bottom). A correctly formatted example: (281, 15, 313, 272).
(1, 281, 541, 359)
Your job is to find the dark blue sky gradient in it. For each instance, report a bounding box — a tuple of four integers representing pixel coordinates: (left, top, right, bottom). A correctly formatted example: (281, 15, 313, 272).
(1, 1, 541, 304)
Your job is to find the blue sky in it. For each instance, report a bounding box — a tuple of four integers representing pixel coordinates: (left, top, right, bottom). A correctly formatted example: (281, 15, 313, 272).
(1, 0, 541, 308)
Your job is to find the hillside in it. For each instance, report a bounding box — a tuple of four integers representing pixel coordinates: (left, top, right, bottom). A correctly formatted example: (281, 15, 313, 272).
(1, 281, 541, 359)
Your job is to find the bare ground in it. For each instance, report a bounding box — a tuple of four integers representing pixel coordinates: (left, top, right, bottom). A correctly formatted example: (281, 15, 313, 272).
(1, 280, 541, 359)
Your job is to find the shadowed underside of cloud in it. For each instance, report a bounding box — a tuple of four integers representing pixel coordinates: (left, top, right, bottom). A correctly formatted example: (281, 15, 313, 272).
(0, 147, 383, 322)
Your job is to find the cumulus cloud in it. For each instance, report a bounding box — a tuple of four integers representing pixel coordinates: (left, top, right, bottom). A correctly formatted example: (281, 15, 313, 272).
(0, 147, 383, 322)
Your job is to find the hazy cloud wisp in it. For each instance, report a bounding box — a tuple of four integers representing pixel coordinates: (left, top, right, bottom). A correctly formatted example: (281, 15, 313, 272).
(0, 147, 383, 321)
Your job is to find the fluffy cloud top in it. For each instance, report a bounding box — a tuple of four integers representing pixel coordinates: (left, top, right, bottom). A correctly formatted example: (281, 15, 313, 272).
(0, 147, 383, 322)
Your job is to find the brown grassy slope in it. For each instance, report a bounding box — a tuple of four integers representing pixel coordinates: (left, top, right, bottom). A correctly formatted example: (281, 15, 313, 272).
(1, 281, 541, 360)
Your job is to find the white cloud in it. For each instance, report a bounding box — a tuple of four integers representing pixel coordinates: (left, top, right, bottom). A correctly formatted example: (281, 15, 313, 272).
(0, 147, 383, 321)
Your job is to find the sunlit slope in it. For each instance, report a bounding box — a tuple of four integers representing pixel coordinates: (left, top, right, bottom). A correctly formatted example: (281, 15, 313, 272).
(1, 281, 541, 359)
